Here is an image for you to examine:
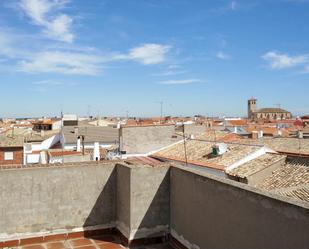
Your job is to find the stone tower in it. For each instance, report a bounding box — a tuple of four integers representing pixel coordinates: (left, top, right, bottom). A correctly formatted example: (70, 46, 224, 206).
(248, 98, 257, 119)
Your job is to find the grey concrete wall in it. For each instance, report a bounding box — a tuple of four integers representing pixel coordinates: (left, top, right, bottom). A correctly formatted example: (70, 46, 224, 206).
(116, 164, 131, 238)
(0, 163, 117, 237)
(130, 166, 170, 240)
(184, 124, 207, 136)
(120, 125, 181, 154)
(0, 161, 171, 243)
(170, 166, 309, 249)
(2, 161, 309, 249)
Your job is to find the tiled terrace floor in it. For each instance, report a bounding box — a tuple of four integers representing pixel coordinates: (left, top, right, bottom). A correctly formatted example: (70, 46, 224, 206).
(6, 235, 174, 249)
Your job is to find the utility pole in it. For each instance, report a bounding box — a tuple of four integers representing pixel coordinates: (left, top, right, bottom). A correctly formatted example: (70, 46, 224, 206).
(182, 124, 188, 166)
(154, 101, 167, 123)
(157, 101, 163, 124)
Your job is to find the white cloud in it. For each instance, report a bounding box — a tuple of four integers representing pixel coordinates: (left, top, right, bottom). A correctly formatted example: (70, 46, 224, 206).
(0, 28, 170, 75)
(159, 78, 202, 85)
(154, 70, 187, 76)
(19, 51, 103, 75)
(31, 79, 65, 92)
(216, 51, 231, 60)
(127, 44, 171, 65)
(262, 51, 308, 69)
(19, 0, 74, 43)
(33, 79, 64, 86)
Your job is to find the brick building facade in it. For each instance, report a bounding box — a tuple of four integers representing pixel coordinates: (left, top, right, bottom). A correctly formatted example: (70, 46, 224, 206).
(0, 146, 24, 165)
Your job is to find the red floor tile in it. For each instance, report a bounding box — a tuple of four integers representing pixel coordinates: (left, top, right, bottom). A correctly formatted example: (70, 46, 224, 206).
(69, 238, 94, 247)
(22, 244, 45, 249)
(46, 241, 68, 249)
(2, 240, 19, 248)
(97, 242, 124, 249)
(72, 246, 97, 249)
(90, 235, 116, 244)
(44, 234, 68, 242)
(20, 237, 44, 246)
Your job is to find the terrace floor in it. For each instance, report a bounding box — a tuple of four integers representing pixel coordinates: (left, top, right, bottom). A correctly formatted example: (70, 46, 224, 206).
(5, 234, 174, 249)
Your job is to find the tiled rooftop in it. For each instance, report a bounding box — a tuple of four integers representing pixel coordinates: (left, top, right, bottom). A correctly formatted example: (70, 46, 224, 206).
(255, 158, 309, 201)
(154, 139, 261, 168)
(0, 135, 24, 147)
(226, 153, 286, 178)
(243, 137, 309, 155)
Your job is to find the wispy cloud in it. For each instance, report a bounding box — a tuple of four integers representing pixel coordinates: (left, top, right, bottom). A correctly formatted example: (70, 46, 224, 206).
(31, 79, 66, 92)
(19, 43, 171, 75)
(33, 79, 64, 86)
(210, 1, 257, 15)
(159, 78, 202, 85)
(19, 0, 74, 43)
(127, 44, 171, 65)
(216, 51, 231, 60)
(2, 2, 172, 76)
(262, 51, 308, 69)
(230, 1, 237, 10)
(153, 70, 187, 76)
(19, 51, 104, 75)
(211, 1, 238, 15)
(168, 64, 181, 69)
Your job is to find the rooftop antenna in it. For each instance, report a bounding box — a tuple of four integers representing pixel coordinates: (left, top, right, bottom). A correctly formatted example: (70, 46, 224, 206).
(182, 124, 188, 166)
(60, 108, 64, 164)
(275, 103, 281, 109)
(87, 105, 92, 118)
(155, 101, 163, 124)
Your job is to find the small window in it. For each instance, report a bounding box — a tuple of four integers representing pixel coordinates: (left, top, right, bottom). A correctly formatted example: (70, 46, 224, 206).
(4, 152, 14, 160)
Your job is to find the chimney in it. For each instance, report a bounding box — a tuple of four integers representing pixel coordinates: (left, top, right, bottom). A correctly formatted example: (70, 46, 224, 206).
(77, 136, 81, 152)
(258, 130, 264, 139)
(233, 126, 238, 134)
(277, 129, 283, 137)
(40, 151, 47, 164)
(93, 142, 100, 161)
(252, 131, 258, 139)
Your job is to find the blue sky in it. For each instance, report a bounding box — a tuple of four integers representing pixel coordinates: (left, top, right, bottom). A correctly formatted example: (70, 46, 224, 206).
(0, 0, 309, 118)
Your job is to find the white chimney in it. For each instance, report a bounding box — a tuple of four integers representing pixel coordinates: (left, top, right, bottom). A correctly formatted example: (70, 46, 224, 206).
(117, 122, 121, 129)
(278, 129, 282, 137)
(258, 130, 264, 139)
(40, 151, 47, 164)
(233, 127, 238, 134)
(298, 131, 303, 139)
(93, 142, 100, 161)
(77, 136, 81, 152)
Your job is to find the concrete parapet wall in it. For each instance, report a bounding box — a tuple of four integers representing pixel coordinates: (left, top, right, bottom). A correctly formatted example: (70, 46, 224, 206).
(170, 166, 309, 249)
(0, 162, 117, 238)
(120, 125, 181, 154)
(116, 164, 170, 240)
(1, 161, 309, 249)
(130, 166, 170, 240)
(183, 124, 207, 136)
(0, 161, 170, 243)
